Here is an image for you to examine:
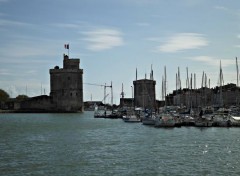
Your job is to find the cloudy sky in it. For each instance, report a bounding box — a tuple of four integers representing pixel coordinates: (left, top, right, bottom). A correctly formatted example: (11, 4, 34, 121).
(0, 0, 240, 104)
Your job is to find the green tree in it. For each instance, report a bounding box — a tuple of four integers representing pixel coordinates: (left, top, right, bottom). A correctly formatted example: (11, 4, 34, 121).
(0, 89, 10, 102)
(16, 95, 29, 101)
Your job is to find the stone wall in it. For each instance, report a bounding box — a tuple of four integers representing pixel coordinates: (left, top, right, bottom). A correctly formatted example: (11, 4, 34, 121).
(20, 95, 54, 111)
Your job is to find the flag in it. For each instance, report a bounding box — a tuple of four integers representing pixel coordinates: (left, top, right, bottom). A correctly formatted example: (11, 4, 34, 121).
(64, 44, 69, 49)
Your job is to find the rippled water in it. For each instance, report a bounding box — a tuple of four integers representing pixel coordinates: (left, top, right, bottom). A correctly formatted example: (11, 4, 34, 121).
(0, 112, 240, 176)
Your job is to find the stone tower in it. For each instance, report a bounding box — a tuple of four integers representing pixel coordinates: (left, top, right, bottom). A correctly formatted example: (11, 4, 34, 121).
(49, 54, 83, 112)
(133, 79, 156, 109)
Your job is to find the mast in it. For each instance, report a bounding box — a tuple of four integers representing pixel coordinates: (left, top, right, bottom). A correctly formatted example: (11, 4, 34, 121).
(219, 60, 223, 107)
(190, 73, 193, 110)
(201, 71, 204, 107)
(201, 71, 204, 88)
(111, 81, 113, 106)
(194, 73, 197, 108)
(162, 76, 164, 101)
(178, 67, 181, 106)
(164, 66, 167, 108)
(178, 67, 181, 90)
(236, 57, 239, 105)
(236, 57, 239, 87)
(186, 67, 189, 89)
(104, 83, 106, 104)
(194, 73, 196, 89)
(176, 73, 177, 106)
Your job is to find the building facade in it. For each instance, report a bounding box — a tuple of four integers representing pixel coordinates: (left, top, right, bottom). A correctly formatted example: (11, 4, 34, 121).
(133, 79, 156, 109)
(49, 54, 84, 111)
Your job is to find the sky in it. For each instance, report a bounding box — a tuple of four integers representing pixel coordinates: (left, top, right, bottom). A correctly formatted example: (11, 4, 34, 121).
(0, 0, 240, 104)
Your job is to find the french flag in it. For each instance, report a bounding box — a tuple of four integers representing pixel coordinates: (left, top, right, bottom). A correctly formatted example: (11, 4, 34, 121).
(64, 44, 69, 49)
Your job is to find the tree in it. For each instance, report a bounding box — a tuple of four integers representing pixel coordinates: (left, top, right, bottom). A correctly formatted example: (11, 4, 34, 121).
(0, 89, 9, 102)
(16, 95, 29, 101)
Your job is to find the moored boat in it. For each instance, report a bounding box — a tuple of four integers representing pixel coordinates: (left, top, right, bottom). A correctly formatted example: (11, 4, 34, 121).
(123, 114, 141, 122)
(155, 113, 176, 127)
(142, 110, 157, 125)
(194, 118, 213, 127)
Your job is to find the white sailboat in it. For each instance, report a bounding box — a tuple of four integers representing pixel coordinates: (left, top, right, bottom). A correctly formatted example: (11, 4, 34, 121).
(212, 60, 232, 127)
(155, 66, 177, 127)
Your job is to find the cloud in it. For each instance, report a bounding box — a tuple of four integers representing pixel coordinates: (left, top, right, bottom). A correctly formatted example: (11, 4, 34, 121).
(214, 6, 228, 11)
(214, 5, 240, 18)
(83, 28, 124, 51)
(0, 43, 56, 58)
(52, 23, 81, 29)
(0, 68, 12, 75)
(156, 33, 208, 53)
(51, 21, 89, 29)
(189, 56, 234, 67)
(0, 19, 30, 27)
(0, 39, 62, 65)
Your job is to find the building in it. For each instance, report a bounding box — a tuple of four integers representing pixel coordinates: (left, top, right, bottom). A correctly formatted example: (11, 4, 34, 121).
(171, 83, 240, 108)
(119, 98, 134, 108)
(49, 54, 84, 111)
(133, 79, 156, 109)
(17, 54, 84, 112)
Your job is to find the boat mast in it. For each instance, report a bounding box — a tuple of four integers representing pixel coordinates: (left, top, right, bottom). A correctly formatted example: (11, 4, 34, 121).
(236, 57, 239, 87)
(162, 76, 164, 101)
(236, 57, 240, 105)
(111, 81, 113, 106)
(178, 67, 181, 107)
(164, 66, 167, 109)
(219, 61, 223, 107)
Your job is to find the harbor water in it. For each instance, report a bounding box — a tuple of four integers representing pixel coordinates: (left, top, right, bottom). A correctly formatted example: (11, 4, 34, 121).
(1, 112, 240, 176)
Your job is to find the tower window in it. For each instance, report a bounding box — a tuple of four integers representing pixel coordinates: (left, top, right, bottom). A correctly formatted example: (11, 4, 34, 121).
(68, 77, 70, 81)
(70, 93, 72, 96)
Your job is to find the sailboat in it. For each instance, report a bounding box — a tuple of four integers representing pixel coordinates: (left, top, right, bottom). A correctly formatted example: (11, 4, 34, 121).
(211, 60, 232, 127)
(155, 66, 179, 127)
(122, 84, 141, 123)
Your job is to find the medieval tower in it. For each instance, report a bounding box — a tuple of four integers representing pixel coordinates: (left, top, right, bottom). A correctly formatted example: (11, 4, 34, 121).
(49, 54, 83, 112)
(133, 68, 156, 109)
